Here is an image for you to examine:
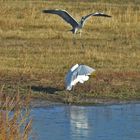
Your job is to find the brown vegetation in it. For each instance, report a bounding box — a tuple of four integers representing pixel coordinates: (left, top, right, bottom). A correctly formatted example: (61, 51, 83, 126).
(0, 88, 32, 140)
(0, 0, 140, 103)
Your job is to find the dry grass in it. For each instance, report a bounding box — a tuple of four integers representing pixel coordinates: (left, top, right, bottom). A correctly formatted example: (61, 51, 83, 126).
(0, 0, 140, 102)
(0, 87, 32, 140)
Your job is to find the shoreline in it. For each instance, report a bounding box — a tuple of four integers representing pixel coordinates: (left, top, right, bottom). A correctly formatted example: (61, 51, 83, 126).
(30, 98, 140, 108)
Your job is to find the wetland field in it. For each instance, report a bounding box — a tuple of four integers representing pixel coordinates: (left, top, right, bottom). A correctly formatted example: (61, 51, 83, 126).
(0, 0, 140, 104)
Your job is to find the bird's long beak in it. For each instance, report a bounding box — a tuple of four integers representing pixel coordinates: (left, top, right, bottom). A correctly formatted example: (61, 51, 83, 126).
(91, 72, 96, 78)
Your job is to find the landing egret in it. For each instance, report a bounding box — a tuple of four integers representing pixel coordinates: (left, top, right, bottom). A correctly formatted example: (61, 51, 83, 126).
(42, 9, 111, 35)
(65, 64, 96, 91)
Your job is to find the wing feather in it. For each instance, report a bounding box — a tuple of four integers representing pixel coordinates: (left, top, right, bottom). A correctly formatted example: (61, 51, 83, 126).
(42, 9, 79, 28)
(83, 12, 111, 22)
(78, 65, 95, 75)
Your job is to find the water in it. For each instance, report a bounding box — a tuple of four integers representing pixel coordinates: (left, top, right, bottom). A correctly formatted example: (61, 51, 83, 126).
(30, 103, 140, 140)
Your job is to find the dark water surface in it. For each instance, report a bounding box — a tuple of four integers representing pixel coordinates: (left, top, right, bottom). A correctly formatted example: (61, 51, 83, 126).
(30, 103, 140, 140)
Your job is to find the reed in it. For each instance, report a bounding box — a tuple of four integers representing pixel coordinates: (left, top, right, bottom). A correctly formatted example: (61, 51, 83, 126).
(0, 87, 32, 140)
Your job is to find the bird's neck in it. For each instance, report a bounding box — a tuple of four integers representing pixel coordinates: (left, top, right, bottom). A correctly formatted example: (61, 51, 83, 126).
(79, 19, 85, 28)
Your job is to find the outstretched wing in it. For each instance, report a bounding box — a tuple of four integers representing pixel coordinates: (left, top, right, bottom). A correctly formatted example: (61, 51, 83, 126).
(83, 12, 111, 23)
(65, 68, 78, 90)
(78, 65, 95, 76)
(42, 9, 79, 28)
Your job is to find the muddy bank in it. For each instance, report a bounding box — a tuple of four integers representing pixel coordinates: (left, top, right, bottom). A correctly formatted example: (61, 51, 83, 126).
(30, 98, 140, 108)
(30, 99, 63, 108)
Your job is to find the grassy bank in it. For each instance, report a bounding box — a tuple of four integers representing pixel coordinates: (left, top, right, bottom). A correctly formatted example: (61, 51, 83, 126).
(0, 0, 140, 104)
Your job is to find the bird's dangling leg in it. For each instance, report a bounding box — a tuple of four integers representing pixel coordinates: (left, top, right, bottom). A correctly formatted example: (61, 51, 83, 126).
(79, 29, 82, 38)
(73, 33, 76, 45)
(72, 85, 75, 93)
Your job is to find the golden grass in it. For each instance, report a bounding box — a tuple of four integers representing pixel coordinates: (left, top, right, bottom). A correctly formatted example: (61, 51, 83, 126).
(0, 87, 32, 140)
(0, 0, 140, 101)
(0, 1, 139, 72)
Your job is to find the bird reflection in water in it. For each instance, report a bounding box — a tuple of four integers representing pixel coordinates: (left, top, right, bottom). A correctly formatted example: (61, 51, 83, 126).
(68, 106, 90, 139)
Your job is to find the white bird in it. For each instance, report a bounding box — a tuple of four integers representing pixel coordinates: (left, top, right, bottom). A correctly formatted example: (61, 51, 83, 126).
(42, 9, 111, 35)
(65, 64, 96, 91)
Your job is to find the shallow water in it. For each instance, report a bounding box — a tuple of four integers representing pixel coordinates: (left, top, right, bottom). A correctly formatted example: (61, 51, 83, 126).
(30, 103, 140, 140)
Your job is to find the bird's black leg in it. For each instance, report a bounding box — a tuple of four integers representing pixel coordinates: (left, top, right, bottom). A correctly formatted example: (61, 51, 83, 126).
(79, 30, 82, 37)
(73, 34, 76, 45)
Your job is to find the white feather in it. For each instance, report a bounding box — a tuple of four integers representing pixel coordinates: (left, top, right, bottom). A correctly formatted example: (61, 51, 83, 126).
(65, 64, 95, 91)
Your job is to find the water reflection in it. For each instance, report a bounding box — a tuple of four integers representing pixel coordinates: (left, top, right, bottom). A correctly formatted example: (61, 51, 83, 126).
(31, 103, 140, 140)
(68, 106, 89, 139)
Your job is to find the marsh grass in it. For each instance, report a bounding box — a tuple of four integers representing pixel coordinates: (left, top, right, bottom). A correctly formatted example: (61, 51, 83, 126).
(0, 0, 140, 102)
(0, 87, 32, 140)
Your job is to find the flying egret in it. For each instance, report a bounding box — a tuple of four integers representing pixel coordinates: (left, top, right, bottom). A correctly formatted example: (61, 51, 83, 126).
(42, 9, 111, 35)
(65, 64, 96, 91)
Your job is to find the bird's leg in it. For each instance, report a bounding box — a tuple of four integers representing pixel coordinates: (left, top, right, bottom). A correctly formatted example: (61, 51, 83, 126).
(73, 33, 76, 45)
(79, 29, 82, 37)
(72, 85, 75, 94)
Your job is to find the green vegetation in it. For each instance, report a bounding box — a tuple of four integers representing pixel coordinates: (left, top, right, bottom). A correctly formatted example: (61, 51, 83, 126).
(0, 0, 140, 104)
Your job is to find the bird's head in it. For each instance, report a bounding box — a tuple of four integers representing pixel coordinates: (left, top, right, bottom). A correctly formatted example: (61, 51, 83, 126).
(81, 17, 85, 21)
(80, 17, 86, 26)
